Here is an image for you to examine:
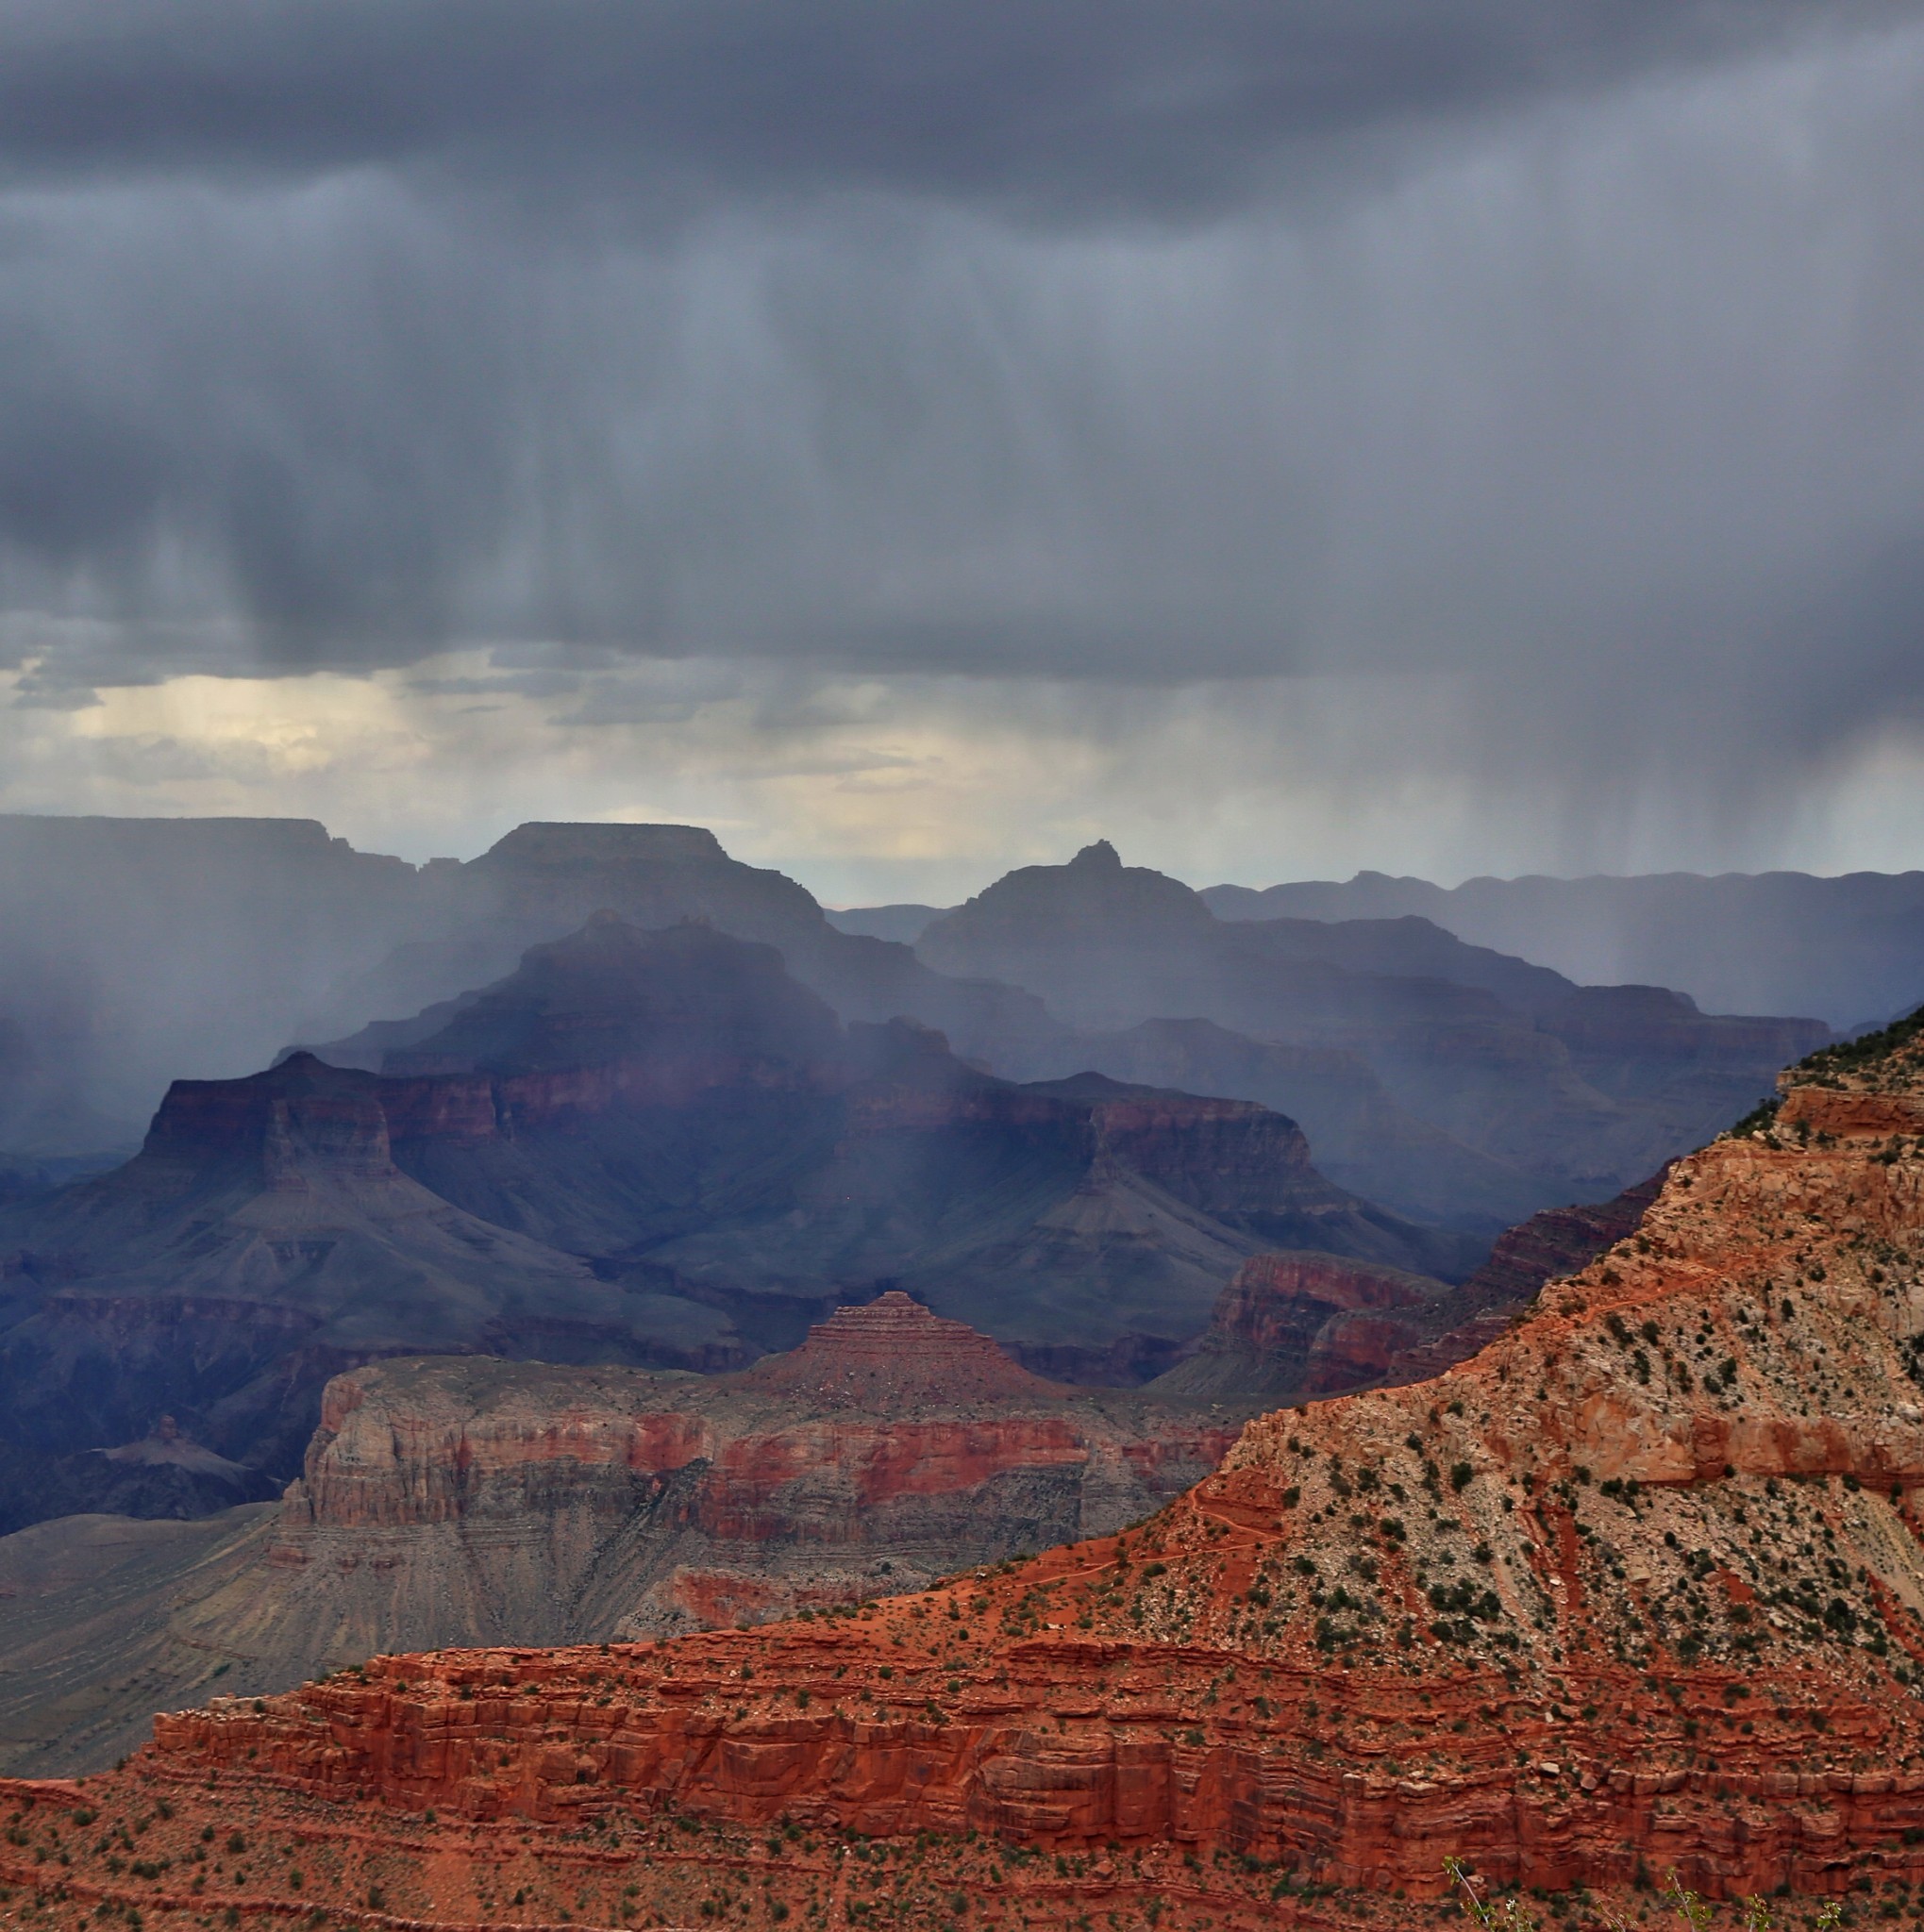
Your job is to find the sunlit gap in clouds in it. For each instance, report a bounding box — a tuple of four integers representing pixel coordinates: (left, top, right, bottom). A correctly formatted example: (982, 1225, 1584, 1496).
(4, 650, 1924, 905)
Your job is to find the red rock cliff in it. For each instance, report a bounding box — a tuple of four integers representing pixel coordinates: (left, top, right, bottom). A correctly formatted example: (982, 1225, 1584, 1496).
(212, 1291, 1245, 1667)
(1153, 1251, 1447, 1401)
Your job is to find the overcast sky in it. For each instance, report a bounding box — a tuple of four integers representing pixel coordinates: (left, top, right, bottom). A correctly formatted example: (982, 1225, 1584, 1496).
(1, 0, 1922, 901)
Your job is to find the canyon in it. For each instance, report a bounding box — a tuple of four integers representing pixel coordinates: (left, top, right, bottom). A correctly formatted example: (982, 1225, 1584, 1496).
(0, 916, 1450, 1507)
(0, 1174, 1648, 1778)
(8, 1012, 1924, 1924)
(929, 841, 1828, 1221)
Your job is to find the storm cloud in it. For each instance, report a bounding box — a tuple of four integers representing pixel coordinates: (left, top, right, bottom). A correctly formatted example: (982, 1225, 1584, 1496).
(0, 0, 1889, 214)
(0, 0, 1922, 870)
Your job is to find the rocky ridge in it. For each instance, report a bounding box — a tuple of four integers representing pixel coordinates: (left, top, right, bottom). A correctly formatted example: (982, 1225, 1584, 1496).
(1148, 1251, 1448, 1402)
(245, 1292, 1243, 1652)
(1202, 866, 1924, 1030)
(18, 1015, 1924, 1924)
(926, 841, 1828, 1224)
(1445, 1164, 1672, 1312)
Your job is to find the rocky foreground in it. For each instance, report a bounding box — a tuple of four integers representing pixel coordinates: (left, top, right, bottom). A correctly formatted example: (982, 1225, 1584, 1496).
(9, 1025, 1924, 1925)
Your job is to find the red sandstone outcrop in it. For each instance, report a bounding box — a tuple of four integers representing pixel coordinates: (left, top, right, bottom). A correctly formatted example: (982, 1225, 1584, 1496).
(14, 1021, 1924, 1924)
(1451, 1163, 1672, 1311)
(101, 1295, 1243, 1706)
(1368, 1167, 1676, 1388)
(251, 1293, 1245, 1645)
(1149, 1170, 1665, 1407)
(0, 1295, 1248, 1777)
(735, 1293, 1062, 1407)
(1150, 1251, 1449, 1401)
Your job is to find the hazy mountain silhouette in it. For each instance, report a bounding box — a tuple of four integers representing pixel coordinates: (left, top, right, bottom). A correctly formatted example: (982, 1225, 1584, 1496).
(919, 842, 1827, 1223)
(1205, 869, 1924, 1028)
(0, 917, 1460, 1524)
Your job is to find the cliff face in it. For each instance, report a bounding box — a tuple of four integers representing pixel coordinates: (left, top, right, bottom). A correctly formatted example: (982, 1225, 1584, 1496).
(244, 1293, 1244, 1653)
(1009, 1015, 1555, 1230)
(0, 1295, 1246, 1777)
(1449, 1163, 1671, 1311)
(1149, 1251, 1449, 1402)
(36, 1015, 1924, 1924)
(1150, 1171, 1668, 1407)
(0, 920, 1444, 1495)
(0, 814, 1061, 1176)
(0, 1050, 655, 1469)
(0, 811, 1847, 1240)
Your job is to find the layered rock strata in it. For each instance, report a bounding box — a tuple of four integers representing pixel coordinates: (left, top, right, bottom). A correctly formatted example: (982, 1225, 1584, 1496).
(0, 918, 1443, 1495)
(1152, 1173, 1666, 1405)
(0, 1294, 1246, 1774)
(240, 1292, 1243, 1654)
(1148, 1250, 1450, 1401)
(1449, 1164, 1672, 1311)
(16, 1024, 1924, 1923)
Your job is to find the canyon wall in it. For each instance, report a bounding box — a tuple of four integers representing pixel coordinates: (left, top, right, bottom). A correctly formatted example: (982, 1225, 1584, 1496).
(0, 1294, 1247, 1776)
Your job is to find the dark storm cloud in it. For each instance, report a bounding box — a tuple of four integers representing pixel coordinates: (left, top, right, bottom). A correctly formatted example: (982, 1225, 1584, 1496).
(0, 0, 1921, 848)
(0, 0, 1892, 222)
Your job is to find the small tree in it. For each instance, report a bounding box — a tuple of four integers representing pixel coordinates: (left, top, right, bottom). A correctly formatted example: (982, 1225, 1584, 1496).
(1443, 1858, 1538, 1931)
(1663, 1873, 1714, 1931)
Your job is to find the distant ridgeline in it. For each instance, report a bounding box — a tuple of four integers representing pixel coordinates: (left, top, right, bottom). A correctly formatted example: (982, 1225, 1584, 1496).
(0, 816, 1830, 1223)
(1201, 864, 1924, 1030)
(0, 816, 1844, 1531)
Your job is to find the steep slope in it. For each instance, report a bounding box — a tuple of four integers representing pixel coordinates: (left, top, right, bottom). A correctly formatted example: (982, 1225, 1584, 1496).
(45, 1012, 1924, 1924)
(0, 1044, 730, 1478)
(921, 841, 1505, 1041)
(0, 1507, 275, 1779)
(1148, 1250, 1453, 1402)
(1009, 1015, 1550, 1228)
(239, 1294, 1242, 1661)
(925, 841, 1827, 1221)
(336, 919, 1466, 1353)
(2, 814, 1835, 1238)
(0, 1294, 1246, 1776)
(1448, 1163, 1672, 1313)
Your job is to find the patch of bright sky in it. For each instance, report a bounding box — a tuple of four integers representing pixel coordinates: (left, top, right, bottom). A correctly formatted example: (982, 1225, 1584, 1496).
(6, 654, 1924, 903)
